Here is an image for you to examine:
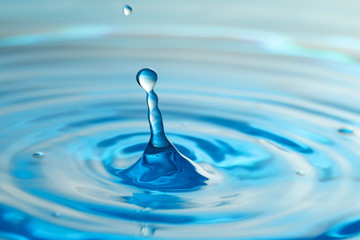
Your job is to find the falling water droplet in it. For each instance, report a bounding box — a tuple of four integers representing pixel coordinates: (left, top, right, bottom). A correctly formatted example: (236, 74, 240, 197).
(296, 171, 305, 176)
(338, 128, 354, 135)
(123, 5, 133, 16)
(32, 152, 44, 159)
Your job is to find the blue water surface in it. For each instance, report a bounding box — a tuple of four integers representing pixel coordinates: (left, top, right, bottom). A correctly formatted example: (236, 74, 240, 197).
(1, 0, 360, 239)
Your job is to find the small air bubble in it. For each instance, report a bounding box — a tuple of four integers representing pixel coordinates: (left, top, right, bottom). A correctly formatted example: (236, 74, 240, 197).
(123, 5, 133, 16)
(33, 152, 44, 159)
(52, 211, 61, 217)
(338, 128, 354, 135)
(296, 171, 305, 176)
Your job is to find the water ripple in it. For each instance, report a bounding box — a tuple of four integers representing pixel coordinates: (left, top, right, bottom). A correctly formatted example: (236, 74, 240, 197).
(1, 2, 360, 239)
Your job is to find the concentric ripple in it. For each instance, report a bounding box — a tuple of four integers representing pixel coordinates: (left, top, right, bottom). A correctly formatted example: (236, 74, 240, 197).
(1, 1, 360, 239)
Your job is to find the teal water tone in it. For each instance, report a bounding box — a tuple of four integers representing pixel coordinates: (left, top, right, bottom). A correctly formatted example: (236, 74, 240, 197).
(1, 0, 360, 239)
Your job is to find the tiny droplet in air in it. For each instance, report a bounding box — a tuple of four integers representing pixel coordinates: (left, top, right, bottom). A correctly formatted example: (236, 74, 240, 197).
(123, 5, 133, 16)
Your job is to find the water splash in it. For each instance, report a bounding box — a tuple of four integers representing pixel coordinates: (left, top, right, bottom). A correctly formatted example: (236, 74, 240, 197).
(2, 2, 360, 238)
(110, 68, 210, 191)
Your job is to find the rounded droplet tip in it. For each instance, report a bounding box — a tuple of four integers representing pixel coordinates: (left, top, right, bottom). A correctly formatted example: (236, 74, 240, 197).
(33, 152, 44, 159)
(123, 5, 133, 16)
(136, 68, 158, 92)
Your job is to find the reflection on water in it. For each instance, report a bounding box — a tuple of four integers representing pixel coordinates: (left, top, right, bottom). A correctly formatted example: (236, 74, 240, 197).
(0, 1, 360, 239)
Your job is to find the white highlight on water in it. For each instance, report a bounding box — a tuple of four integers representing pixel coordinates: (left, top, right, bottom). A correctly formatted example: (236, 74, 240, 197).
(123, 5, 133, 16)
(296, 171, 305, 176)
(33, 152, 45, 158)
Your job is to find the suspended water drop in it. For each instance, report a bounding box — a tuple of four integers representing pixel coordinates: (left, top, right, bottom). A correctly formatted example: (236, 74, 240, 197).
(136, 68, 158, 92)
(123, 5, 133, 16)
(296, 171, 305, 176)
(338, 128, 354, 135)
(32, 152, 44, 158)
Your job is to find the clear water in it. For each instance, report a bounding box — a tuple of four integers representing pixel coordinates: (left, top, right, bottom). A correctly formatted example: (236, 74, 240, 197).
(114, 68, 211, 191)
(123, 5, 133, 16)
(1, 1, 360, 239)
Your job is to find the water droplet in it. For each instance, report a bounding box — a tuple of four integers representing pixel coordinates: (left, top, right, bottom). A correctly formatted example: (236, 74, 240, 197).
(52, 211, 61, 217)
(123, 5, 133, 16)
(32, 152, 44, 158)
(136, 68, 167, 148)
(136, 68, 158, 92)
(338, 128, 354, 135)
(107, 69, 210, 191)
(296, 171, 305, 176)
